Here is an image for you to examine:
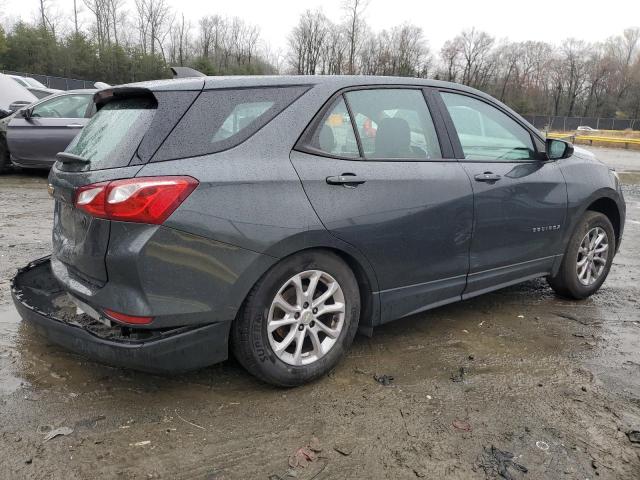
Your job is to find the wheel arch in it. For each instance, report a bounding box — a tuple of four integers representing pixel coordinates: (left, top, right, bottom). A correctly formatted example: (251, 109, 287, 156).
(562, 187, 624, 255)
(586, 197, 621, 250)
(233, 233, 381, 332)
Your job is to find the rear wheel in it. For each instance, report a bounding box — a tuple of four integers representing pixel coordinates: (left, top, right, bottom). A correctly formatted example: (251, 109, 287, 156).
(232, 250, 360, 387)
(0, 135, 11, 174)
(548, 211, 615, 299)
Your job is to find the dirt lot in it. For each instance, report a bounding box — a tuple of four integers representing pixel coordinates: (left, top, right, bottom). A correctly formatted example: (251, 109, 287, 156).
(1, 147, 639, 479)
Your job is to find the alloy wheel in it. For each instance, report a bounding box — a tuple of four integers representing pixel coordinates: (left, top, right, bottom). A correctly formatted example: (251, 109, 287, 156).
(267, 270, 346, 366)
(576, 226, 609, 286)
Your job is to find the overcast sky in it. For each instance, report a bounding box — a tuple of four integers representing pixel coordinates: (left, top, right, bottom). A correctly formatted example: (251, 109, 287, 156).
(2, 0, 638, 53)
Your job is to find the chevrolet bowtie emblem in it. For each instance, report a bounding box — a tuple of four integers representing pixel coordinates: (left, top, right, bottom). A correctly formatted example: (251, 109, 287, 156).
(47, 184, 55, 197)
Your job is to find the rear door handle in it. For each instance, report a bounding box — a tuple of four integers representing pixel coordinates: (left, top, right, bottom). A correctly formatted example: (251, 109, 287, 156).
(474, 172, 501, 182)
(66, 123, 83, 128)
(326, 174, 366, 186)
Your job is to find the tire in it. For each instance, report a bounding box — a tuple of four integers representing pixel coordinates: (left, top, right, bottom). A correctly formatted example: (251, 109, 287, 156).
(232, 250, 360, 387)
(0, 135, 11, 174)
(548, 211, 615, 299)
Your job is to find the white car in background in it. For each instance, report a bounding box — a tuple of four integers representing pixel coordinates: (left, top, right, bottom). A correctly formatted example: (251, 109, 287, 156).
(0, 73, 38, 116)
(8, 74, 61, 99)
(577, 126, 598, 132)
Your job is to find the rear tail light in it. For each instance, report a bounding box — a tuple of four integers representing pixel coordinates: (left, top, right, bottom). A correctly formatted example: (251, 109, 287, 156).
(74, 176, 198, 224)
(104, 309, 153, 325)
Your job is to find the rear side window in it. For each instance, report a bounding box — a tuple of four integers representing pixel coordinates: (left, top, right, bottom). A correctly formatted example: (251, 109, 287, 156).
(65, 97, 156, 170)
(345, 89, 441, 160)
(297, 88, 442, 160)
(302, 97, 360, 158)
(154, 86, 309, 161)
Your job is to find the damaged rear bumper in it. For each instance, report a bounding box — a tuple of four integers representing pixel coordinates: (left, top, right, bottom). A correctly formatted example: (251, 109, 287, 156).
(11, 256, 230, 374)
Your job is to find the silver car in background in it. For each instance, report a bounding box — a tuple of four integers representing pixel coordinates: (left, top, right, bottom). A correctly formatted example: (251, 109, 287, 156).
(2, 89, 96, 171)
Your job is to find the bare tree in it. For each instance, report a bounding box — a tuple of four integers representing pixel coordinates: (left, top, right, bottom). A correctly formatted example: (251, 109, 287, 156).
(342, 0, 369, 74)
(459, 28, 495, 88)
(38, 0, 60, 34)
(439, 37, 463, 82)
(287, 9, 330, 75)
(84, 0, 110, 48)
(134, 0, 172, 59)
(169, 13, 190, 66)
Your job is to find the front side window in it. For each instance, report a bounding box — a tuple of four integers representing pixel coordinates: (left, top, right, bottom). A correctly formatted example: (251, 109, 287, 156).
(32, 94, 92, 118)
(345, 89, 442, 160)
(441, 92, 536, 161)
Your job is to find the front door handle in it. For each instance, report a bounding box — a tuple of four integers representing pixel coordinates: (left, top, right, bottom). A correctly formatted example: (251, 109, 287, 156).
(66, 123, 83, 128)
(474, 172, 501, 182)
(326, 174, 366, 186)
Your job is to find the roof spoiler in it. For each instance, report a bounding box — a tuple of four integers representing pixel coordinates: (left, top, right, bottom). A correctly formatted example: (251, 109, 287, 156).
(170, 67, 205, 79)
(93, 86, 155, 108)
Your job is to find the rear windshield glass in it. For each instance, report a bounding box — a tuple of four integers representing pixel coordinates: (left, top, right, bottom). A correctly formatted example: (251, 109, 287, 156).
(65, 97, 156, 170)
(153, 86, 309, 162)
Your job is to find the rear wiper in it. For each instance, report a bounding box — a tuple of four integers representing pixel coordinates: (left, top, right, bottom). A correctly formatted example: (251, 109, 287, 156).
(56, 152, 90, 164)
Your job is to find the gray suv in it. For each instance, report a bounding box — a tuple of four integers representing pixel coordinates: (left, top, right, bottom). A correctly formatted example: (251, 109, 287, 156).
(12, 76, 626, 386)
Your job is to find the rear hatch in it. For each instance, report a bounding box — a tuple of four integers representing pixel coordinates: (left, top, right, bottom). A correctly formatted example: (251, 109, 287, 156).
(49, 82, 203, 284)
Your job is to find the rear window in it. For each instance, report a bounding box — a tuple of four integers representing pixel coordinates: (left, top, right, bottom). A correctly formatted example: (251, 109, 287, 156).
(153, 86, 309, 162)
(65, 97, 156, 170)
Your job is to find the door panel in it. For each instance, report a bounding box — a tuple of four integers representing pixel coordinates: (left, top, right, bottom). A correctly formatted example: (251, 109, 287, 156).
(8, 117, 88, 166)
(461, 161, 567, 296)
(292, 88, 474, 323)
(436, 91, 568, 296)
(291, 151, 473, 322)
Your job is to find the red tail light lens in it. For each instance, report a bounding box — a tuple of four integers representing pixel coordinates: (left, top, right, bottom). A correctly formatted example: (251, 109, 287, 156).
(75, 176, 198, 224)
(104, 308, 153, 325)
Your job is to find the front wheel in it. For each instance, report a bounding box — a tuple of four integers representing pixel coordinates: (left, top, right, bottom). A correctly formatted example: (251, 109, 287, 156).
(232, 250, 360, 387)
(548, 211, 615, 299)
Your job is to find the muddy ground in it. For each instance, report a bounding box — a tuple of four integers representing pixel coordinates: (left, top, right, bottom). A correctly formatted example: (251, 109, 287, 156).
(0, 147, 639, 479)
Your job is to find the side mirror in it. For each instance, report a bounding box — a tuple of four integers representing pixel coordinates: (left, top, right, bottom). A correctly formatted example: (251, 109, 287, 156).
(546, 138, 574, 160)
(21, 107, 33, 119)
(9, 101, 31, 113)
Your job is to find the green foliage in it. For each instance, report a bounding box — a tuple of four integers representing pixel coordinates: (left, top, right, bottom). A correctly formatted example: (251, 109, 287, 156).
(3, 22, 59, 76)
(0, 26, 6, 66)
(0, 22, 170, 84)
(0, 22, 270, 85)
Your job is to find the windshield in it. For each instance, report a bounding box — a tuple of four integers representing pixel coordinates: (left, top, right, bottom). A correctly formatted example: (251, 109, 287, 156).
(26, 77, 47, 89)
(65, 97, 156, 170)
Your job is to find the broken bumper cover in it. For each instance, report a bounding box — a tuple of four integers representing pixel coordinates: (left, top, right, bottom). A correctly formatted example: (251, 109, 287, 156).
(11, 256, 230, 374)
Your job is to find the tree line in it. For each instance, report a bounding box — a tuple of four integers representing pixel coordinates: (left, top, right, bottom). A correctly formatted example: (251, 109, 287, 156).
(288, 4, 640, 119)
(0, 0, 277, 85)
(0, 0, 638, 119)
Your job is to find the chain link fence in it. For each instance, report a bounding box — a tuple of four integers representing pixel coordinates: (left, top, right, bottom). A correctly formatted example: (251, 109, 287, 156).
(1, 70, 97, 90)
(522, 115, 640, 132)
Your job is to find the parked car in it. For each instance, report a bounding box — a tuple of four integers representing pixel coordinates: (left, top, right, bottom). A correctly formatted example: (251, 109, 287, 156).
(577, 126, 598, 132)
(8, 74, 48, 89)
(7, 74, 60, 99)
(2, 89, 96, 171)
(0, 73, 37, 113)
(12, 76, 625, 387)
(0, 74, 38, 171)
